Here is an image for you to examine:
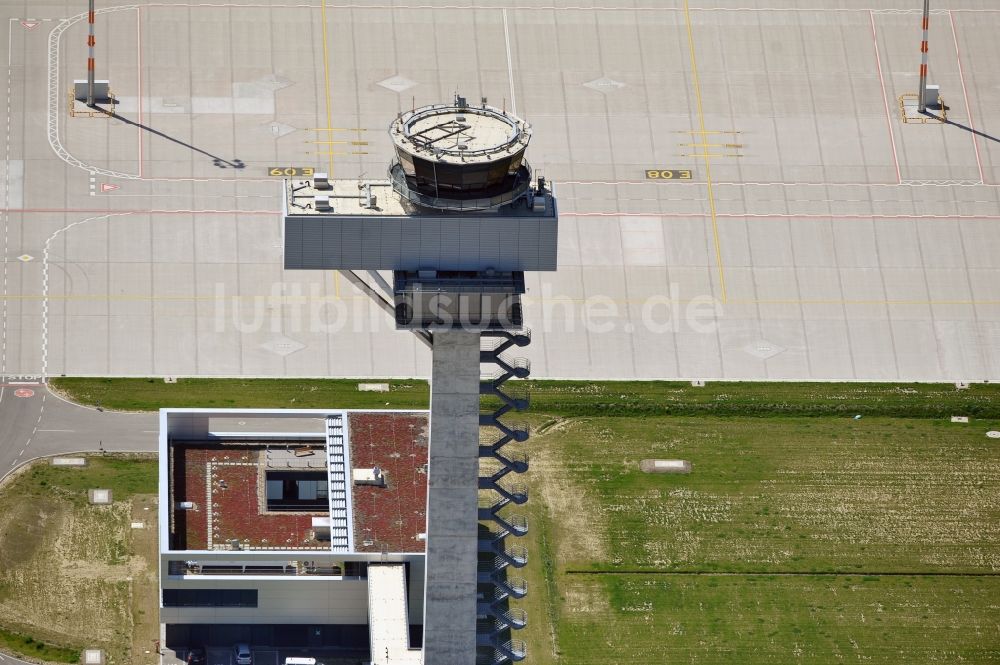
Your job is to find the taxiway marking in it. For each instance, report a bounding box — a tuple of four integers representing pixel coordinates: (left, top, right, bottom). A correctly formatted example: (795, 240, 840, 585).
(683, 0, 727, 304)
(320, 0, 335, 176)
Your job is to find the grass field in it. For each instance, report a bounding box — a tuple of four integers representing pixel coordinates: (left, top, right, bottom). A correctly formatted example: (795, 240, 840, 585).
(0, 456, 159, 665)
(515, 414, 1000, 664)
(49, 377, 429, 412)
(46, 377, 1000, 662)
(50, 377, 1000, 419)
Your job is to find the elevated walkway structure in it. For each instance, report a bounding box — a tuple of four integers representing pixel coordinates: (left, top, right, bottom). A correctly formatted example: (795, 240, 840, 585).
(368, 564, 423, 665)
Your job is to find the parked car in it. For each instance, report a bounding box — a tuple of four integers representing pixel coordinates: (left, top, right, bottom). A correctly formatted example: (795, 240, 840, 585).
(233, 643, 253, 665)
(185, 646, 206, 665)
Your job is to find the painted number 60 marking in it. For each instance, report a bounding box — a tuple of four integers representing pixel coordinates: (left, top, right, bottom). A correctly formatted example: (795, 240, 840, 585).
(645, 169, 692, 180)
(269, 167, 315, 177)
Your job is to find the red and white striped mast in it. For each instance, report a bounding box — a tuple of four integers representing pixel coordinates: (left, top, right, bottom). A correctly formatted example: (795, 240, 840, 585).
(86, 0, 96, 106)
(917, 0, 930, 113)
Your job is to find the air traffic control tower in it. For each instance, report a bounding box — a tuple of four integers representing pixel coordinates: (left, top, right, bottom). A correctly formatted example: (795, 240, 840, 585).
(284, 95, 558, 665)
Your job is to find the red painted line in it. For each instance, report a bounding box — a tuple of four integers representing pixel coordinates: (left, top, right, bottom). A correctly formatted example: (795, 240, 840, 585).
(869, 11, 901, 185)
(949, 10, 985, 185)
(560, 180, 909, 187)
(561, 212, 1000, 221)
(134, 3, 1000, 12)
(137, 176, 276, 182)
(0, 208, 278, 214)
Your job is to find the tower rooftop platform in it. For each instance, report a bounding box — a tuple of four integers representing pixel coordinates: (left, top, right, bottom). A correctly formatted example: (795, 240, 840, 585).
(390, 101, 530, 166)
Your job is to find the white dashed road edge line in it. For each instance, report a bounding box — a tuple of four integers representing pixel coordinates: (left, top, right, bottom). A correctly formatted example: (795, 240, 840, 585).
(41, 212, 135, 380)
(2, 19, 14, 380)
(9, 393, 44, 468)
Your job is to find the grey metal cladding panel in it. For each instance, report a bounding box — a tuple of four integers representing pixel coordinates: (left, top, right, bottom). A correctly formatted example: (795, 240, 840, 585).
(400, 220, 422, 268)
(283, 217, 303, 269)
(339, 219, 365, 266)
(361, 219, 383, 267)
(498, 220, 521, 268)
(439, 219, 463, 267)
(516, 220, 539, 270)
(380, 219, 403, 267)
(419, 219, 442, 268)
(478, 220, 503, 270)
(296, 218, 328, 269)
(538, 219, 558, 270)
(537, 234, 557, 270)
(319, 220, 341, 268)
(458, 221, 481, 271)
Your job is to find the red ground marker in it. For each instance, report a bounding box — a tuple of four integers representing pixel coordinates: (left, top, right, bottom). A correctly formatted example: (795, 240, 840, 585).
(14, 388, 34, 398)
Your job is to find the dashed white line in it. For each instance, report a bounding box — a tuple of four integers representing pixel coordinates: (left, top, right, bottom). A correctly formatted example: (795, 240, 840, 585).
(41, 213, 134, 379)
(10, 395, 46, 466)
(2, 19, 13, 380)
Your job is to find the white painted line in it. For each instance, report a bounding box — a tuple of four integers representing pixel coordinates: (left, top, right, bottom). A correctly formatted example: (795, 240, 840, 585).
(949, 11, 985, 184)
(869, 11, 901, 185)
(2, 18, 14, 380)
(41, 212, 135, 379)
(38, 429, 75, 432)
(502, 8, 517, 117)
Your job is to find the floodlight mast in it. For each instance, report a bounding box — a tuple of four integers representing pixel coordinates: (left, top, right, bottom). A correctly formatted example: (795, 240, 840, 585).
(86, 0, 96, 106)
(917, 0, 930, 113)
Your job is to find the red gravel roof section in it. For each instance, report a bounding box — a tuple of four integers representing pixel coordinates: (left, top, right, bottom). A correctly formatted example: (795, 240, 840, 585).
(172, 446, 326, 550)
(349, 412, 429, 554)
(169, 412, 429, 553)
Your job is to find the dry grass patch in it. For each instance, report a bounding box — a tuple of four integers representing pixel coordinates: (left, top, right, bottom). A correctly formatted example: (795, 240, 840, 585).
(0, 456, 158, 664)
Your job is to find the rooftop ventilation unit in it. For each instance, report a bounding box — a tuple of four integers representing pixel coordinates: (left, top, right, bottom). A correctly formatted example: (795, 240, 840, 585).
(353, 466, 385, 486)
